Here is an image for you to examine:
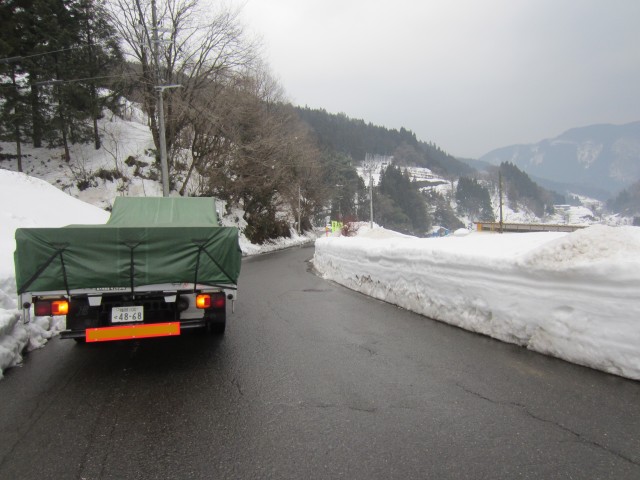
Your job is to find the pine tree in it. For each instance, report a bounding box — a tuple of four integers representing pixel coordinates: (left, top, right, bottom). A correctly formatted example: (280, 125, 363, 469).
(456, 177, 495, 222)
(378, 164, 430, 235)
(0, 0, 39, 160)
(75, 0, 123, 149)
(0, 0, 122, 160)
(499, 162, 553, 216)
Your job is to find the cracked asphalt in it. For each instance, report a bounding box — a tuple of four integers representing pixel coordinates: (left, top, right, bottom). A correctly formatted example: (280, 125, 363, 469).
(0, 245, 639, 479)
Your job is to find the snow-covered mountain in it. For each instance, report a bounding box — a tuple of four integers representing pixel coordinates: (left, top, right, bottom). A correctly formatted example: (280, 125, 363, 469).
(479, 122, 640, 199)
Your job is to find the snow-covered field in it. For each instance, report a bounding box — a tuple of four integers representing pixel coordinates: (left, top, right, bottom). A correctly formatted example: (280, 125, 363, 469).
(313, 224, 640, 380)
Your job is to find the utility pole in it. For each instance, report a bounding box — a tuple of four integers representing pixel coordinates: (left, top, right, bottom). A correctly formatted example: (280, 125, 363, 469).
(151, 0, 180, 197)
(297, 185, 302, 235)
(363, 154, 374, 229)
(498, 170, 504, 233)
(369, 169, 374, 229)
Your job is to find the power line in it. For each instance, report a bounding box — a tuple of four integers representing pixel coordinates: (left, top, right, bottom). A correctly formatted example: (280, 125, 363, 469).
(0, 73, 134, 89)
(0, 45, 88, 64)
(33, 74, 128, 86)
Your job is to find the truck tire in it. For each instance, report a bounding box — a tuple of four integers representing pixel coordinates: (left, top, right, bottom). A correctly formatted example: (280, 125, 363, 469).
(206, 310, 226, 335)
(208, 320, 226, 335)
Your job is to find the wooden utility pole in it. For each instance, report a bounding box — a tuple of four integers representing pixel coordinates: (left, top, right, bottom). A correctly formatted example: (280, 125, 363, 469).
(151, 0, 170, 197)
(298, 185, 302, 234)
(499, 170, 504, 233)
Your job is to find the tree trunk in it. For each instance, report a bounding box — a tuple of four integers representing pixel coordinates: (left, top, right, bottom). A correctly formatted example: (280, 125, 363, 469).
(58, 94, 71, 163)
(10, 67, 23, 172)
(93, 114, 100, 150)
(15, 124, 22, 172)
(179, 158, 198, 196)
(60, 114, 71, 162)
(29, 81, 42, 148)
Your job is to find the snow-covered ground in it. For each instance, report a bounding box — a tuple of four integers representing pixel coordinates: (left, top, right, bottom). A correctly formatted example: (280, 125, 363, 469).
(313, 224, 640, 380)
(0, 171, 110, 378)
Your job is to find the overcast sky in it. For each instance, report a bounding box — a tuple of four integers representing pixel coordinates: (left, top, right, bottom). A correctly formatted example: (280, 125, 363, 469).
(230, 0, 639, 158)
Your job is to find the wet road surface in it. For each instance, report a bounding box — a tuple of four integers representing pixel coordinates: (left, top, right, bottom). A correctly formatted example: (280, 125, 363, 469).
(1, 245, 639, 479)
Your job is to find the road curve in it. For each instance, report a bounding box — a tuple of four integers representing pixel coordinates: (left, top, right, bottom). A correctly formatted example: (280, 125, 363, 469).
(0, 245, 638, 479)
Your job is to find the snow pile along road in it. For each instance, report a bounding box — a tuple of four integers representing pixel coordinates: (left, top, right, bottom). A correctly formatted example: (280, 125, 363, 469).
(0, 170, 110, 378)
(313, 225, 640, 380)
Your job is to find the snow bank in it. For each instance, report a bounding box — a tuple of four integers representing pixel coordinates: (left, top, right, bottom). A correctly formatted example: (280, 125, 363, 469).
(0, 170, 110, 378)
(313, 226, 640, 380)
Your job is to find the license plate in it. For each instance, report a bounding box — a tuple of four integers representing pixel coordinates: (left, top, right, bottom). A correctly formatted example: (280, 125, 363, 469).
(111, 306, 144, 323)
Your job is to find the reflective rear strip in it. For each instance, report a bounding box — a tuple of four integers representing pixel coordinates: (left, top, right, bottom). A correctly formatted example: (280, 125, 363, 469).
(85, 322, 180, 342)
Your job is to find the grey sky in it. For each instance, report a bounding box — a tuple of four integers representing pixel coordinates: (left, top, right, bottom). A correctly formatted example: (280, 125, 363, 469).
(232, 0, 640, 158)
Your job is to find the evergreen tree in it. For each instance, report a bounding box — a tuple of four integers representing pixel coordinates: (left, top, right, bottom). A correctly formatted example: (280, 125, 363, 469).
(377, 164, 430, 235)
(425, 190, 465, 230)
(0, 0, 122, 159)
(499, 162, 555, 216)
(295, 106, 421, 160)
(374, 192, 412, 233)
(0, 0, 40, 160)
(74, 0, 123, 149)
(320, 151, 366, 221)
(456, 177, 495, 222)
(607, 180, 640, 216)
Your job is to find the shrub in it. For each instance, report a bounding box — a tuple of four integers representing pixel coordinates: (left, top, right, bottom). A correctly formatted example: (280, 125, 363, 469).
(95, 168, 124, 182)
(76, 178, 96, 191)
(341, 222, 360, 237)
(125, 155, 149, 168)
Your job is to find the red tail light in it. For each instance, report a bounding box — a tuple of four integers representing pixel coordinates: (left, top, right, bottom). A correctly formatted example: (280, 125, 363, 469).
(52, 300, 69, 315)
(196, 294, 211, 309)
(35, 301, 52, 316)
(34, 299, 69, 316)
(212, 294, 225, 309)
(196, 293, 225, 309)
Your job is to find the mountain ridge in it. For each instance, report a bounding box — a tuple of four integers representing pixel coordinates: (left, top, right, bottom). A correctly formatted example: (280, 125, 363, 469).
(478, 121, 640, 199)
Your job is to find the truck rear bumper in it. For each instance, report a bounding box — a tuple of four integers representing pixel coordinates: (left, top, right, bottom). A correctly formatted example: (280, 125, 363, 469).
(60, 319, 211, 342)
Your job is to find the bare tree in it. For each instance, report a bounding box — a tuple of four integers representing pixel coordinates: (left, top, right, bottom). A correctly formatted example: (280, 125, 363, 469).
(107, 0, 256, 174)
(106, 0, 329, 240)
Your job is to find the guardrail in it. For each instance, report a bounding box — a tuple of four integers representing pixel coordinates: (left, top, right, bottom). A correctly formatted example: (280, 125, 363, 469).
(475, 222, 588, 233)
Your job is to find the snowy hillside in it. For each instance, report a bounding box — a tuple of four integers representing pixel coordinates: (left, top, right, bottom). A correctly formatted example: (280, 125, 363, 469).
(1, 104, 164, 209)
(353, 154, 628, 229)
(356, 157, 448, 188)
(0, 102, 314, 247)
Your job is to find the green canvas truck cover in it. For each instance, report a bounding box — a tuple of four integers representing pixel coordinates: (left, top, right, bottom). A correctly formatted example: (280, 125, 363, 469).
(14, 197, 241, 295)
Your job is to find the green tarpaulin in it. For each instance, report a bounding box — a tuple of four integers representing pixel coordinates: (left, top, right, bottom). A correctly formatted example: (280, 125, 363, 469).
(106, 196, 220, 227)
(14, 197, 241, 294)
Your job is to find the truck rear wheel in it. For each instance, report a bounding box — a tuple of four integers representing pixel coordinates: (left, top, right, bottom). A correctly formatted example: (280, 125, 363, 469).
(206, 309, 226, 335)
(207, 319, 226, 335)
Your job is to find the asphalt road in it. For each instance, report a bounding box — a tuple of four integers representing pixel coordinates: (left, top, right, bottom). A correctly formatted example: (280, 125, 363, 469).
(1, 245, 639, 479)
